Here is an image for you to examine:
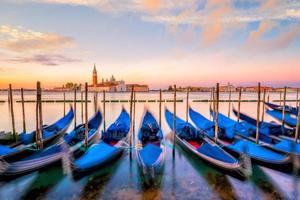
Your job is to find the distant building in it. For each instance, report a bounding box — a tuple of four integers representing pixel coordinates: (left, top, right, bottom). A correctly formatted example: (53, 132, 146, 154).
(126, 84, 149, 92)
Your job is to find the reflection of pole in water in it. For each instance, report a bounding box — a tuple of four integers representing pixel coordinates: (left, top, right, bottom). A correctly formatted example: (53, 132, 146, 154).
(292, 142, 299, 199)
(240, 143, 252, 178)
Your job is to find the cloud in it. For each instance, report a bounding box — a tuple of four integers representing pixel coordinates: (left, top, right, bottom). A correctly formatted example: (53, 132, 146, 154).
(142, 0, 161, 12)
(247, 20, 276, 43)
(246, 24, 300, 51)
(0, 25, 74, 53)
(5, 54, 81, 65)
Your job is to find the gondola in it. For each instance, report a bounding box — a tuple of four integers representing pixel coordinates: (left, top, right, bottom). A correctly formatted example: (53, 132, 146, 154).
(222, 108, 300, 155)
(0, 131, 19, 145)
(0, 111, 102, 178)
(165, 108, 244, 177)
(265, 102, 298, 116)
(0, 108, 74, 162)
(189, 107, 291, 171)
(136, 110, 165, 181)
(266, 109, 297, 127)
(72, 108, 130, 175)
(232, 107, 294, 137)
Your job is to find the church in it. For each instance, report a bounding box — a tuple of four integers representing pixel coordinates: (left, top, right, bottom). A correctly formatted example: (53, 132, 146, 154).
(87, 64, 149, 92)
(88, 64, 127, 92)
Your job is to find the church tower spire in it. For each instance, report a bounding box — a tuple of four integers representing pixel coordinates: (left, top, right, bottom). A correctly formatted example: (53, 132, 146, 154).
(93, 63, 97, 86)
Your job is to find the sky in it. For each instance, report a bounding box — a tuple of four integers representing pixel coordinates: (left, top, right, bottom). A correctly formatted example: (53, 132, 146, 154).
(0, 0, 299, 89)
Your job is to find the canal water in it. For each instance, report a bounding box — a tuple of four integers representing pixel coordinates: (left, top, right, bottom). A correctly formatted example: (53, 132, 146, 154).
(0, 91, 299, 200)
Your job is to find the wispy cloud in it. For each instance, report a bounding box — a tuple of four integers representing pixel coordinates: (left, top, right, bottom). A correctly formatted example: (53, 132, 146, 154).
(5, 54, 81, 65)
(0, 25, 74, 53)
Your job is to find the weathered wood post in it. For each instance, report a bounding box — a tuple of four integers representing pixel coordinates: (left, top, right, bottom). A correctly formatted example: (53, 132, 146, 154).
(159, 89, 162, 127)
(21, 88, 26, 133)
(133, 91, 136, 144)
(186, 87, 190, 122)
(81, 91, 83, 123)
(237, 87, 242, 122)
(74, 88, 77, 128)
(63, 92, 66, 116)
(129, 86, 134, 158)
(36, 81, 43, 149)
(261, 88, 266, 122)
(9, 84, 16, 142)
(84, 83, 88, 147)
(228, 83, 232, 118)
(173, 85, 177, 155)
(256, 83, 261, 144)
(281, 86, 287, 133)
(214, 83, 219, 143)
(103, 90, 106, 132)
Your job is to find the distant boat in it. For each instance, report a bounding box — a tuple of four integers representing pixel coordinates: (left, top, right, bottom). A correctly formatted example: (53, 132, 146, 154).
(72, 108, 130, 175)
(266, 109, 297, 128)
(165, 108, 244, 177)
(265, 102, 298, 116)
(232, 107, 294, 137)
(136, 110, 165, 181)
(0, 111, 102, 178)
(0, 108, 74, 162)
(189, 107, 291, 171)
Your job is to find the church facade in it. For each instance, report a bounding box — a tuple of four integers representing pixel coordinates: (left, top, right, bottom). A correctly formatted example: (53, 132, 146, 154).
(88, 64, 127, 92)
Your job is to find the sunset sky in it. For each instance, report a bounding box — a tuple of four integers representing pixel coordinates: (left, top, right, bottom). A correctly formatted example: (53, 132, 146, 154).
(0, 0, 299, 89)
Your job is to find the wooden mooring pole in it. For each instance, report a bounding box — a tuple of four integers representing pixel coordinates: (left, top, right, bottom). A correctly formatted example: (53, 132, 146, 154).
(159, 89, 162, 127)
(74, 88, 77, 128)
(261, 88, 266, 122)
(237, 87, 242, 122)
(214, 83, 219, 143)
(8, 84, 16, 142)
(256, 83, 261, 144)
(81, 91, 83, 123)
(129, 86, 134, 158)
(133, 91, 136, 145)
(21, 88, 26, 133)
(36, 81, 43, 149)
(281, 86, 287, 134)
(186, 87, 190, 122)
(103, 90, 106, 132)
(228, 83, 232, 118)
(84, 83, 88, 147)
(63, 92, 66, 116)
(173, 85, 177, 155)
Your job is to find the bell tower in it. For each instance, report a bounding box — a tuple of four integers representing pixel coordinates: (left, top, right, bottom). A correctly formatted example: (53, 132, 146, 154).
(93, 64, 97, 86)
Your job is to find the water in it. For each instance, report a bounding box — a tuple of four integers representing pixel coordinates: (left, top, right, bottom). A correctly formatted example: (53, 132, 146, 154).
(0, 91, 299, 200)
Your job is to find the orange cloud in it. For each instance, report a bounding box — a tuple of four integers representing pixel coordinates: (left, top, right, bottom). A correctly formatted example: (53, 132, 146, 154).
(0, 25, 74, 53)
(247, 20, 276, 43)
(143, 0, 161, 12)
(202, 0, 231, 46)
(260, 0, 278, 12)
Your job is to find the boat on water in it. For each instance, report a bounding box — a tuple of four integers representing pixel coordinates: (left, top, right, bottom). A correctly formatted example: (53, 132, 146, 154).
(0, 111, 102, 178)
(265, 102, 298, 116)
(165, 108, 244, 177)
(232, 107, 294, 137)
(0, 108, 74, 162)
(72, 108, 130, 176)
(189, 107, 291, 171)
(266, 109, 297, 128)
(218, 108, 300, 156)
(136, 110, 165, 182)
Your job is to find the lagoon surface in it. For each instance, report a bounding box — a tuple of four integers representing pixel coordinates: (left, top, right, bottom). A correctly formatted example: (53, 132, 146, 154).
(0, 91, 299, 200)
